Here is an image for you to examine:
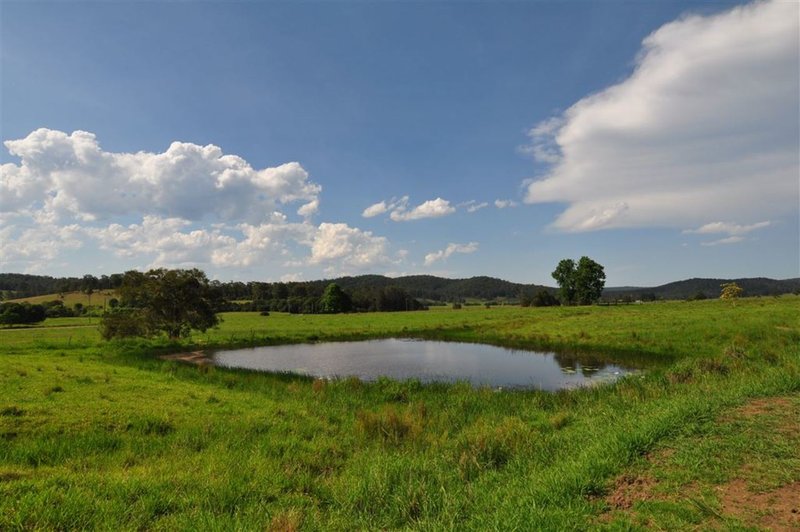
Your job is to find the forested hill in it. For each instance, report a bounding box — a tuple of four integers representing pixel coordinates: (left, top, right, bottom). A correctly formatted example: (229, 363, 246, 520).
(0, 272, 547, 303)
(1, 272, 798, 302)
(331, 275, 549, 301)
(603, 277, 800, 300)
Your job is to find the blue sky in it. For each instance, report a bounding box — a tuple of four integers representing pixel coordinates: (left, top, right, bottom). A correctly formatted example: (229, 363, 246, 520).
(1, 0, 798, 286)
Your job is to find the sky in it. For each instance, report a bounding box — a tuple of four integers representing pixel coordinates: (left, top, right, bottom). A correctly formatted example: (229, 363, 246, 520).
(1, 0, 798, 286)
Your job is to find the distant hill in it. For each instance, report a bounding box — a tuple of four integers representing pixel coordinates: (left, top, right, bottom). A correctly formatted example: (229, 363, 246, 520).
(603, 277, 800, 300)
(1, 272, 798, 303)
(330, 275, 548, 301)
(0, 273, 85, 300)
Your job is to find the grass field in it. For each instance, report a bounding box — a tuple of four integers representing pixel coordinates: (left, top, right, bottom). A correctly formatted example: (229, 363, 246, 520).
(1, 297, 798, 529)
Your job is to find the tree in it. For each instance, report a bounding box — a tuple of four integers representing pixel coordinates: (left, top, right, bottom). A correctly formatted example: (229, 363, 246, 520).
(552, 259, 577, 305)
(720, 282, 743, 300)
(551, 256, 606, 305)
(102, 268, 221, 340)
(574, 256, 606, 305)
(0, 302, 46, 325)
(319, 283, 352, 313)
(82, 274, 98, 306)
(532, 289, 559, 307)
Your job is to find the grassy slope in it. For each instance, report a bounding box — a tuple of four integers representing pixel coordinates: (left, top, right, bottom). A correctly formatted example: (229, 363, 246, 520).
(5, 290, 117, 306)
(0, 297, 798, 530)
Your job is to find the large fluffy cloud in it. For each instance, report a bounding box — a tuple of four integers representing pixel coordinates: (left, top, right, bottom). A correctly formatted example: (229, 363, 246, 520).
(0, 129, 398, 275)
(83, 216, 390, 272)
(524, 0, 799, 232)
(309, 223, 389, 269)
(1, 128, 320, 223)
(0, 222, 83, 270)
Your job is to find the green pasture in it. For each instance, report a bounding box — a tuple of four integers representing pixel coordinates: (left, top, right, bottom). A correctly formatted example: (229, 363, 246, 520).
(6, 290, 117, 307)
(1, 297, 798, 529)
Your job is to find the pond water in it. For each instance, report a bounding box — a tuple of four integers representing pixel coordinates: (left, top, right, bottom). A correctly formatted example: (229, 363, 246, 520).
(210, 339, 641, 391)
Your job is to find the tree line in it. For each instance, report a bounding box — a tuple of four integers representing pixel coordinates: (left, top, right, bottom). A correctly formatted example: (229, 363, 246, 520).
(98, 269, 426, 339)
(0, 272, 545, 303)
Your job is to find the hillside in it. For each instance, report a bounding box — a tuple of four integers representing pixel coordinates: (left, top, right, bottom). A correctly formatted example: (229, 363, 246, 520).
(6, 290, 117, 306)
(2, 272, 798, 304)
(604, 277, 800, 300)
(332, 275, 547, 302)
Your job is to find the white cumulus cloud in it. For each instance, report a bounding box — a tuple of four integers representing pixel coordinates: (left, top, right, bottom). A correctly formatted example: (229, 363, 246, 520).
(390, 197, 456, 222)
(424, 242, 479, 266)
(362, 200, 389, 218)
(0, 222, 84, 270)
(0, 129, 405, 275)
(309, 222, 389, 269)
(523, 0, 799, 233)
(297, 199, 319, 217)
(1, 128, 321, 224)
(362, 196, 458, 222)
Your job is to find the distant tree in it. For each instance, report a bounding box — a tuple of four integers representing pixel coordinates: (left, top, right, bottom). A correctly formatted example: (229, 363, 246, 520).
(319, 283, 352, 313)
(532, 289, 559, 307)
(0, 302, 46, 325)
(82, 274, 99, 306)
(551, 257, 606, 305)
(519, 290, 533, 308)
(101, 268, 221, 340)
(574, 257, 606, 305)
(108, 273, 124, 289)
(551, 259, 577, 305)
(272, 282, 289, 300)
(690, 291, 707, 301)
(99, 308, 150, 340)
(43, 300, 75, 318)
(720, 282, 744, 300)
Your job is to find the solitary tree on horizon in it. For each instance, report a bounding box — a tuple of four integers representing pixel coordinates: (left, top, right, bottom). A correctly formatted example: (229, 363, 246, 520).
(552, 257, 606, 305)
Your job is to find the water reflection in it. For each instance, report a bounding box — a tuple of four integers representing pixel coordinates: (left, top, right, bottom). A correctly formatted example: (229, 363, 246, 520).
(210, 338, 647, 391)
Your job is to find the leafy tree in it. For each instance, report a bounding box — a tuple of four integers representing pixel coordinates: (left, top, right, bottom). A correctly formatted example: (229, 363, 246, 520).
(551, 259, 577, 305)
(574, 257, 606, 305)
(102, 268, 221, 340)
(532, 289, 559, 307)
(0, 302, 46, 325)
(720, 282, 743, 300)
(551, 257, 606, 305)
(519, 290, 533, 307)
(320, 283, 352, 313)
(82, 274, 99, 306)
(99, 308, 150, 340)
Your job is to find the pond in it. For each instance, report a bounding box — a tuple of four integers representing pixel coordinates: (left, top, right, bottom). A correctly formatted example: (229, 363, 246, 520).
(210, 338, 643, 391)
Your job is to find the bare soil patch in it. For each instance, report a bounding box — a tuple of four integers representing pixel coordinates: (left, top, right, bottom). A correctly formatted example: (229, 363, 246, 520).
(606, 473, 658, 510)
(717, 479, 800, 531)
(160, 351, 212, 365)
(732, 396, 793, 419)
